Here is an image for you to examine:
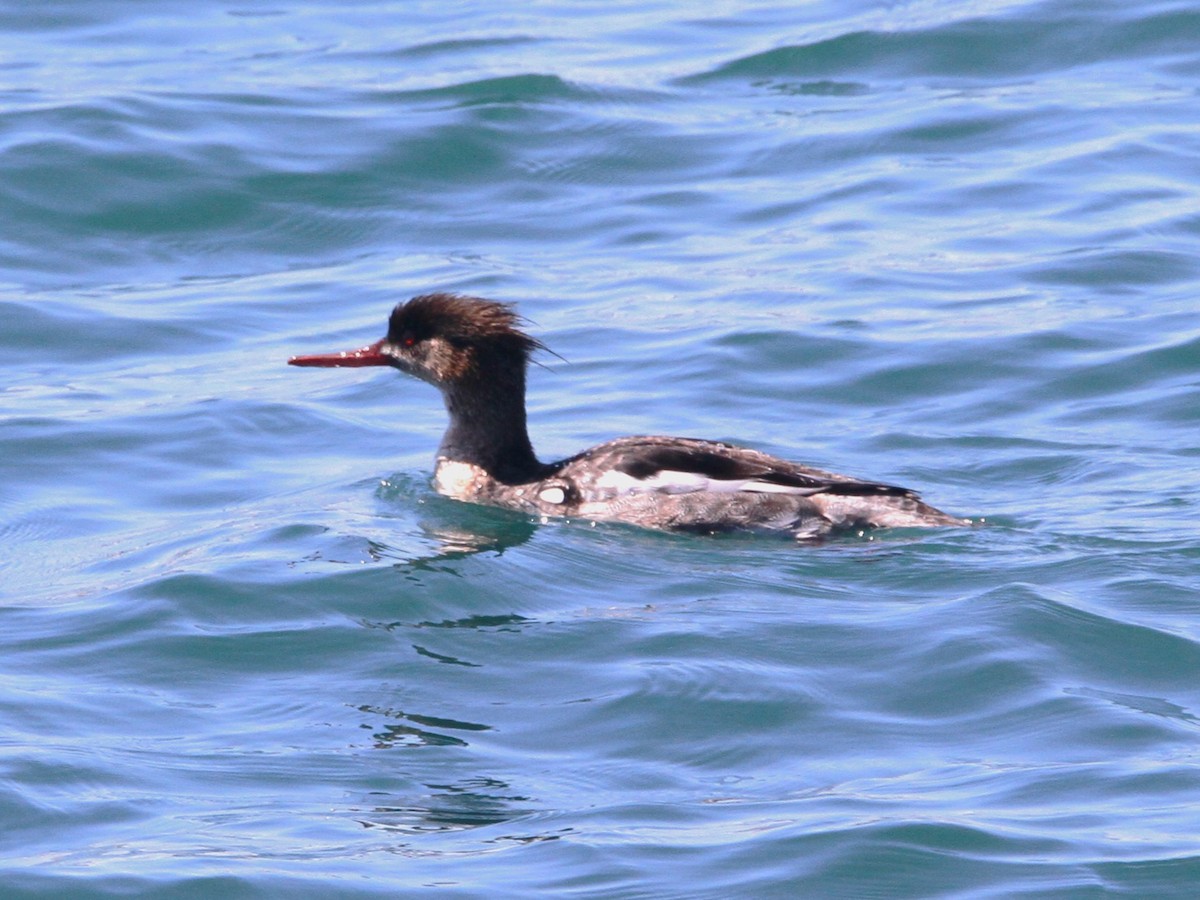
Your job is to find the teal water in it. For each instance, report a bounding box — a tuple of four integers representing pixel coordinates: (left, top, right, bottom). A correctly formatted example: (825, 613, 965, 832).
(3, 1, 1200, 896)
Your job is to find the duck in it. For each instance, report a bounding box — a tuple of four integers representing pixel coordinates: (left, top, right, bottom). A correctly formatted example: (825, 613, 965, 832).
(289, 293, 969, 540)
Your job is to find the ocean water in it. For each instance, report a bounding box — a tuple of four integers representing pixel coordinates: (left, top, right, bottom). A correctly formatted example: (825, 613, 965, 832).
(3, 0, 1200, 896)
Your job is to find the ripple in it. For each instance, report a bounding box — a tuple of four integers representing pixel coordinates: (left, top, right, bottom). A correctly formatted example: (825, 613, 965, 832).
(685, 8, 1200, 85)
(3, 0, 1200, 894)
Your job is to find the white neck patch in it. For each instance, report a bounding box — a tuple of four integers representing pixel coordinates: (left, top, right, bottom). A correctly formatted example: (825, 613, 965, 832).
(434, 458, 487, 499)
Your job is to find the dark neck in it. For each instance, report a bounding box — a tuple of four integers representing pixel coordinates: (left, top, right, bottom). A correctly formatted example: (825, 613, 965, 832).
(437, 366, 542, 483)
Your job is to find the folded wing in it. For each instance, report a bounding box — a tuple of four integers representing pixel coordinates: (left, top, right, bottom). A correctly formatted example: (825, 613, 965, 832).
(584, 439, 918, 499)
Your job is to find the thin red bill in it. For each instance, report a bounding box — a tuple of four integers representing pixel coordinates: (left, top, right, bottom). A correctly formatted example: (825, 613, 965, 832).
(288, 340, 391, 368)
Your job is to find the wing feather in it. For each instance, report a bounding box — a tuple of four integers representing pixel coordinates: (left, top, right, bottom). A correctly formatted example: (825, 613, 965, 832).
(600, 442, 915, 499)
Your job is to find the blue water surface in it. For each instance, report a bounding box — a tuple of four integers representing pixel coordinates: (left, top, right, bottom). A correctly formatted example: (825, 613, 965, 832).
(2, 1, 1200, 896)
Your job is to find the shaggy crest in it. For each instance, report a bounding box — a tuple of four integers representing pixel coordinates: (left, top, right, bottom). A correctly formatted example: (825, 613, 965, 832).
(387, 293, 544, 360)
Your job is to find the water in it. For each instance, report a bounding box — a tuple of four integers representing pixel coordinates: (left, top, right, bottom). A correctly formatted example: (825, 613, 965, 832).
(3, 1, 1200, 896)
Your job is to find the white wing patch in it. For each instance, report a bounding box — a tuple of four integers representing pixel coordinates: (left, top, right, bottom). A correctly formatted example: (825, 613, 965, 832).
(594, 468, 814, 496)
(538, 486, 567, 504)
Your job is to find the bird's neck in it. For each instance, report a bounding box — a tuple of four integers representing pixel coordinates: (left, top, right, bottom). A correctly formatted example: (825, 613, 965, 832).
(437, 369, 541, 483)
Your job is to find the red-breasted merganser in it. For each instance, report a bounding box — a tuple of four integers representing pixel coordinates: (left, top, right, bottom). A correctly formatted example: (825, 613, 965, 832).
(289, 293, 969, 540)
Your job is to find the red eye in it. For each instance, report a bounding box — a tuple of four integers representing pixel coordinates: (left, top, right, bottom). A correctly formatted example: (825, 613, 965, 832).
(402, 333, 417, 347)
